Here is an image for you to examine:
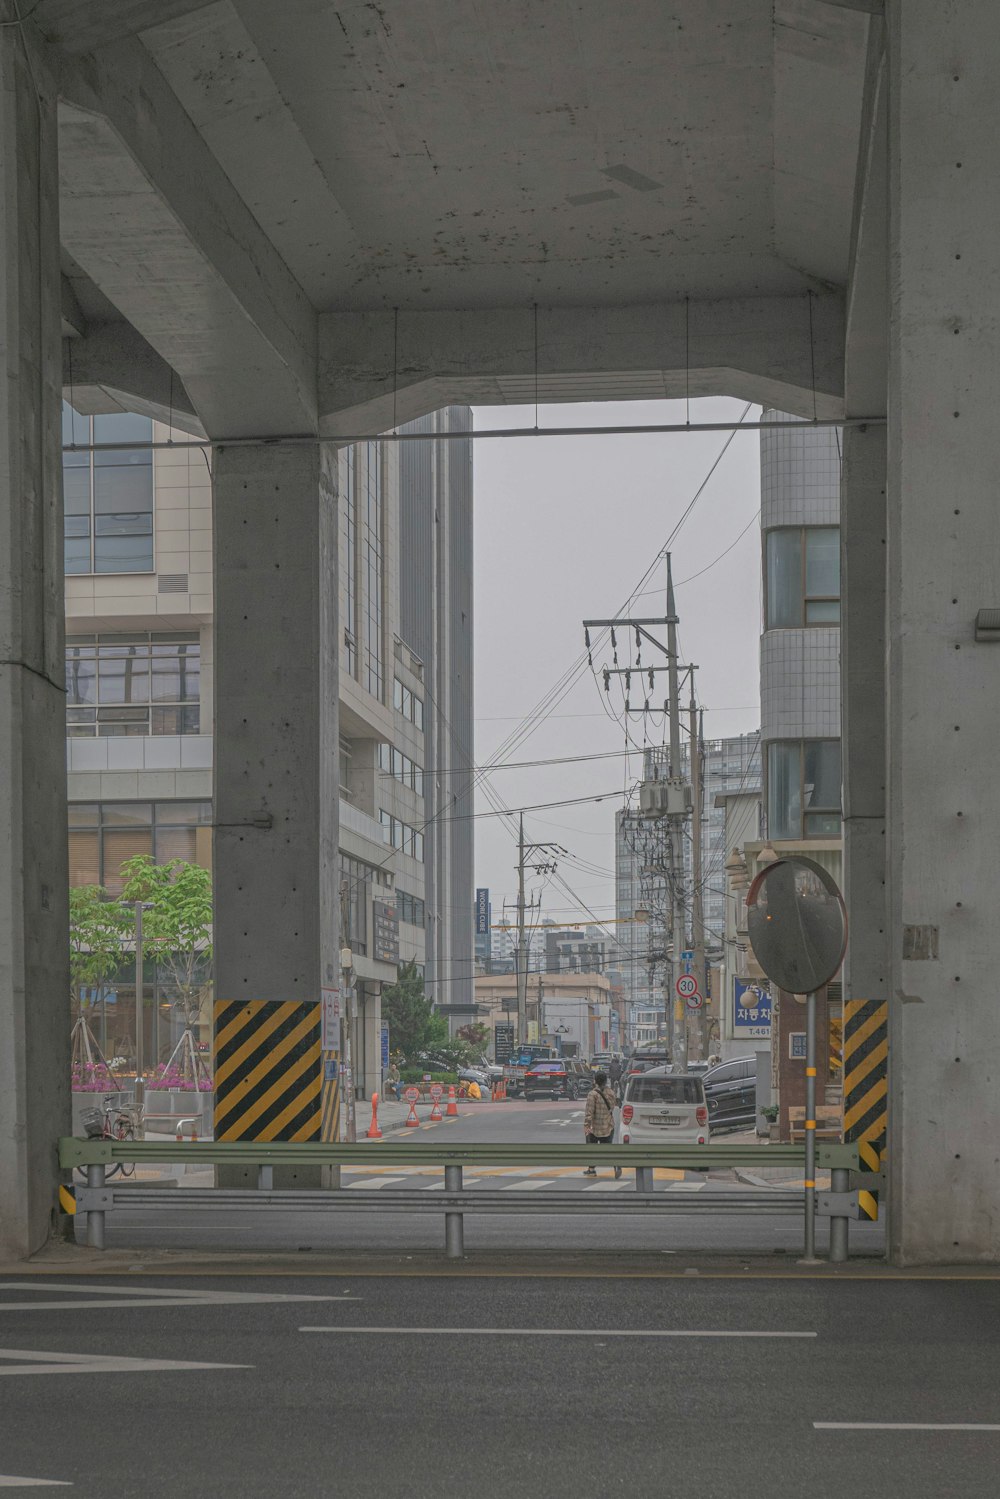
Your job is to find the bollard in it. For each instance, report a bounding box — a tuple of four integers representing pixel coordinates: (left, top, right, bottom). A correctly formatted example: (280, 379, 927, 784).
(445, 1085, 459, 1117)
(366, 1093, 383, 1139)
(829, 1165, 850, 1262)
(635, 1165, 653, 1194)
(444, 1164, 464, 1258)
(86, 1163, 106, 1250)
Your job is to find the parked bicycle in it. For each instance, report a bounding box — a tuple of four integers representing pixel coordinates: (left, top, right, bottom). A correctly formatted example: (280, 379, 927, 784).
(76, 1095, 138, 1179)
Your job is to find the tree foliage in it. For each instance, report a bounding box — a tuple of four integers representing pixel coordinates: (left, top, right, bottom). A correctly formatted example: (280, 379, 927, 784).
(117, 856, 213, 1023)
(68, 884, 128, 1008)
(381, 961, 448, 1060)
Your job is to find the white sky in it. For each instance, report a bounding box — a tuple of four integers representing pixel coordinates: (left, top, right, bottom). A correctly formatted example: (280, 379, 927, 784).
(470, 395, 762, 936)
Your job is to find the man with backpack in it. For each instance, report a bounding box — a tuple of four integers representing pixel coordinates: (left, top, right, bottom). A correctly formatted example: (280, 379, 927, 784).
(583, 1071, 621, 1178)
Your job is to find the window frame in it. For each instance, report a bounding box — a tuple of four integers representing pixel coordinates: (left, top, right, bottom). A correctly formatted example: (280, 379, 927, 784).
(764, 525, 840, 630)
(62, 405, 155, 576)
(765, 738, 842, 842)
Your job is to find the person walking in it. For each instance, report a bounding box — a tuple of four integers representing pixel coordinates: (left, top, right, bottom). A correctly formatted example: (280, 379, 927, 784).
(583, 1071, 621, 1178)
(609, 1054, 623, 1100)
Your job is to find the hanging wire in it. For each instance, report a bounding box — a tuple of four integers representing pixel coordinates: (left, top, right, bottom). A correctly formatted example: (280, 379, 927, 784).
(808, 289, 818, 424)
(392, 306, 399, 432)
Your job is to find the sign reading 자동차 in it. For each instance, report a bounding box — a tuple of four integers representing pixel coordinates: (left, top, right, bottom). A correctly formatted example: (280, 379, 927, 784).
(676, 974, 698, 999)
(733, 977, 772, 1038)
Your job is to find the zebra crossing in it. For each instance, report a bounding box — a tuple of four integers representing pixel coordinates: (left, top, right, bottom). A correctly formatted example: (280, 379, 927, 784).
(341, 1167, 709, 1196)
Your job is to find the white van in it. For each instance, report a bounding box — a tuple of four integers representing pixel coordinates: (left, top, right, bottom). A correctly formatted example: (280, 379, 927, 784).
(619, 1066, 710, 1145)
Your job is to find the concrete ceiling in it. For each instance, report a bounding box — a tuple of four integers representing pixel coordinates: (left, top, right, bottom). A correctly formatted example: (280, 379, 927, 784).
(136, 0, 869, 312)
(49, 0, 873, 431)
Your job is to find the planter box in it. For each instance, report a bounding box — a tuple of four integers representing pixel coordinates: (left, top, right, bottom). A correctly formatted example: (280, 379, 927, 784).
(143, 1090, 214, 1135)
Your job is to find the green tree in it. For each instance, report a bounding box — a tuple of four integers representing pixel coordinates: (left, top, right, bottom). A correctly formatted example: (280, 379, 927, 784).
(69, 884, 128, 1010)
(456, 1021, 489, 1054)
(381, 961, 448, 1061)
(118, 856, 213, 1028)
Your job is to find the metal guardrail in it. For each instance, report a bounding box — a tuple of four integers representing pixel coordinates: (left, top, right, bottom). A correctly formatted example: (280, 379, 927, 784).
(60, 1138, 868, 1261)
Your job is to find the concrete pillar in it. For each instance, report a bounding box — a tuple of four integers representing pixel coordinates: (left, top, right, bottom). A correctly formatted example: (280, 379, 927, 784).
(0, 12, 70, 1258)
(885, 0, 1000, 1263)
(841, 423, 888, 1016)
(212, 443, 340, 1178)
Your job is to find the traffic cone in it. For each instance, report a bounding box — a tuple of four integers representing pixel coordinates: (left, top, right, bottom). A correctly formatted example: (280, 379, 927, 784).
(446, 1084, 459, 1117)
(366, 1093, 383, 1139)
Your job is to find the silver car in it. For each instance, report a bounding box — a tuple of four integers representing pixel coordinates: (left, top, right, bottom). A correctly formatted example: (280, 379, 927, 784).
(618, 1066, 710, 1145)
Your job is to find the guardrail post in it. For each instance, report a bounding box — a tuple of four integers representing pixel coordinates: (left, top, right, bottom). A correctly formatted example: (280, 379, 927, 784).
(828, 1165, 850, 1262)
(86, 1164, 106, 1250)
(258, 1164, 273, 1190)
(636, 1166, 653, 1193)
(444, 1164, 464, 1258)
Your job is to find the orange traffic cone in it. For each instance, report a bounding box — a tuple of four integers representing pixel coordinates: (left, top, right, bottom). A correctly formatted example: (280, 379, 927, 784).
(366, 1092, 383, 1139)
(446, 1084, 459, 1117)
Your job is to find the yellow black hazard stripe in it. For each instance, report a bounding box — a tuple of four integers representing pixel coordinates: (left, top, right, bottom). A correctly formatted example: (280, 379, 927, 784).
(214, 1000, 321, 1142)
(844, 999, 887, 1220)
(320, 1059, 340, 1144)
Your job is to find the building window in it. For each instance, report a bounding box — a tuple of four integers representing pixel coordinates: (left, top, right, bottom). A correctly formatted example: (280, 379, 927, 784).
(765, 527, 840, 628)
(378, 742, 424, 796)
(63, 405, 154, 575)
(766, 740, 841, 841)
(338, 853, 388, 957)
(68, 800, 212, 896)
(397, 889, 426, 928)
(65, 634, 200, 736)
(392, 677, 424, 732)
(363, 441, 384, 700)
(343, 447, 357, 679)
(378, 809, 425, 863)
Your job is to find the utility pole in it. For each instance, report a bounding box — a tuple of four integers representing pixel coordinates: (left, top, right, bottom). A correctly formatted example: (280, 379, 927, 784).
(514, 815, 561, 1044)
(690, 692, 707, 1059)
(339, 881, 357, 1143)
(665, 556, 688, 1071)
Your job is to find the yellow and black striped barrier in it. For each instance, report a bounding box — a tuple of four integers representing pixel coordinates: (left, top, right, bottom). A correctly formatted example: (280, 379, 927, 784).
(844, 998, 888, 1220)
(214, 1000, 322, 1142)
(58, 1183, 76, 1215)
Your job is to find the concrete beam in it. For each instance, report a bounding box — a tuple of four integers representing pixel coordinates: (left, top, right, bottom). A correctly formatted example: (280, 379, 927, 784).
(58, 39, 317, 437)
(63, 319, 203, 435)
(60, 273, 85, 338)
(318, 294, 845, 435)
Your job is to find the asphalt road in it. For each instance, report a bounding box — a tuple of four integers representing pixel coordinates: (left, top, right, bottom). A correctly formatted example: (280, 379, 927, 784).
(74, 1100, 885, 1258)
(0, 1273, 997, 1497)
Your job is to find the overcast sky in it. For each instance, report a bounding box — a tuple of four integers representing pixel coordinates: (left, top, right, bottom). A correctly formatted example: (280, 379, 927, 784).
(469, 396, 762, 936)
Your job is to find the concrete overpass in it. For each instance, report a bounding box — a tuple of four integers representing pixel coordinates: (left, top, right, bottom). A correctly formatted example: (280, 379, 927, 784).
(1, 0, 996, 1265)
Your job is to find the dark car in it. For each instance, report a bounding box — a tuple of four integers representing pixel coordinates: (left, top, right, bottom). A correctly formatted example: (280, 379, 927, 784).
(523, 1060, 574, 1101)
(702, 1056, 757, 1132)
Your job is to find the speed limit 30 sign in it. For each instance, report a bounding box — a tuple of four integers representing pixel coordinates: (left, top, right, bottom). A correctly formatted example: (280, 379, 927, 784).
(676, 974, 698, 999)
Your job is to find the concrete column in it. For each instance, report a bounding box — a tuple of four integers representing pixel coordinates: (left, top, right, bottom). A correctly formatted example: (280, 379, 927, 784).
(885, 0, 1000, 1263)
(213, 443, 339, 1177)
(841, 423, 888, 1015)
(0, 11, 70, 1258)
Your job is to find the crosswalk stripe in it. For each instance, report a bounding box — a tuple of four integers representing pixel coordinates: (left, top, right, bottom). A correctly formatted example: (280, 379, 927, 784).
(583, 1180, 632, 1191)
(344, 1177, 407, 1190)
(499, 1179, 550, 1191)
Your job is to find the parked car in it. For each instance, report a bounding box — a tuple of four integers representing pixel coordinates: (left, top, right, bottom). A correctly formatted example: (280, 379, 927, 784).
(564, 1058, 594, 1098)
(702, 1055, 757, 1132)
(618, 1066, 709, 1145)
(523, 1060, 577, 1101)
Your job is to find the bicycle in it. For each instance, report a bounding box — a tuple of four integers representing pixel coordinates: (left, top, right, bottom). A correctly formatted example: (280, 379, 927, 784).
(76, 1094, 138, 1180)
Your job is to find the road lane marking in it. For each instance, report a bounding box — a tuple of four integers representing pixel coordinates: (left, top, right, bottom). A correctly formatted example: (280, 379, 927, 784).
(0, 1284, 360, 1311)
(0, 1348, 251, 1376)
(583, 1180, 632, 1191)
(0, 1477, 71, 1487)
(344, 1177, 407, 1190)
(814, 1423, 1000, 1432)
(301, 1328, 817, 1339)
(499, 1179, 551, 1191)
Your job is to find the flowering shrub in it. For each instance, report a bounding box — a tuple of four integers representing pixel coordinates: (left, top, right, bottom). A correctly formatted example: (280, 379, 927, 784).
(71, 1062, 121, 1093)
(146, 1063, 213, 1092)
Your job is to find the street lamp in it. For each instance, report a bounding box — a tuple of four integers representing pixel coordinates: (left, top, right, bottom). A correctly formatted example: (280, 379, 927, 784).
(129, 901, 155, 1133)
